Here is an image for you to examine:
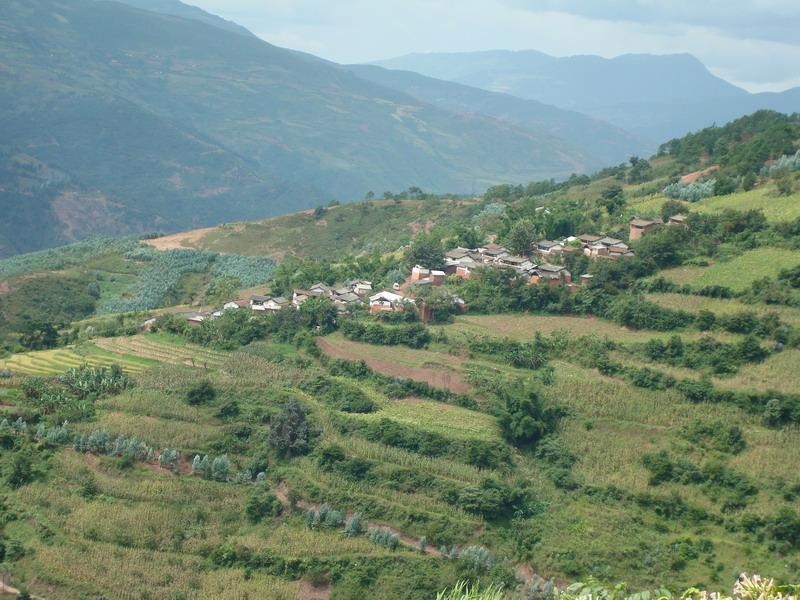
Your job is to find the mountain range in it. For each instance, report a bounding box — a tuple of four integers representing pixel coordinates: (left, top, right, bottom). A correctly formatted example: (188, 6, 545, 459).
(372, 50, 800, 143)
(0, 0, 640, 256)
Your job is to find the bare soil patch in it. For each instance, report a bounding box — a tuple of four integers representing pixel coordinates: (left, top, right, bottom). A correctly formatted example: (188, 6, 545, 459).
(316, 338, 471, 393)
(143, 226, 218, 250)
(299, 580, 331, 600)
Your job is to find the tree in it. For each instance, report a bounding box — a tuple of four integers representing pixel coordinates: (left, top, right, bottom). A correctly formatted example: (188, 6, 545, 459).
(298, 296, 337, 333)
(211, 455, 230, 481)
(660, 199, 685, 222)
(776, 173, 795, 196)
(269, 399, 316, 457)
(506, 219, 537, 256)
(599, 185, 625, 215)
(18, 321, 59, 351)
(187, 380, 216, 405)
(405, 233, 444, 269)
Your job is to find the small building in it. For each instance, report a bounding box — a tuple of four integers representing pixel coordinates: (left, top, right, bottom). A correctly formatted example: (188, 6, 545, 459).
(580, 274, 594, 286)
(411, 265, 431, 282)
(529, 264, 571, 286)
(369, 291, 408, 314)
(577, 234, 603, 245)
(629, 218, 661, 240)
(251, 295, 289, 311)
(348, 280, 373, 296)
(536, 240, 563, 255)
(430, 269, 446, 285)
(668, 214, 688, 226)
(223, 301, 241, 310)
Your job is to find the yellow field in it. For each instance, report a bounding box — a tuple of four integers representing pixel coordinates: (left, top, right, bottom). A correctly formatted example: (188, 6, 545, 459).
(0, 346, 152, 376)
(93, 335, 228, 368)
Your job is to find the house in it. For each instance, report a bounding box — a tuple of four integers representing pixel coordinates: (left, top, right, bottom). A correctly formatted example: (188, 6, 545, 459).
(580, 274, 594, 286)
(411, 265, 431, 281)
(536, 240, 563, 255)
(478, 243, 509, 259)
(584, 243, 609, 258)
(250, 295, 289, 311)
(577, 234, 603, 245)
(430, 270, 446, 285)
(629, 218, 661, 240)
(369, 291, 409, 314)
(348, 280, 373, 296)
(308, 282, 332, 296)
(529, 264, 571, 286)
(182, 312, 206, 327)
(292, 289, 312, 307)
(668, 214, 688, 226)
(223, 301, 241, 310)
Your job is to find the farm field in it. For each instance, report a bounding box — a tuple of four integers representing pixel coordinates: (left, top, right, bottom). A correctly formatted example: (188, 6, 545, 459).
(0, 345, 153, 376)
(92, 334, 229, 368)
(449, 313, 715, 343)
(647, 293, 800, 326)
(659, 247, 800, 291)
(692, 187, 800, 222)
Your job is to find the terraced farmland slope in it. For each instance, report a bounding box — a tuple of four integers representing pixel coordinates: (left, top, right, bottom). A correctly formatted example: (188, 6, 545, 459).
(93, 335, 229, 368)
(0, 346, 152, 376)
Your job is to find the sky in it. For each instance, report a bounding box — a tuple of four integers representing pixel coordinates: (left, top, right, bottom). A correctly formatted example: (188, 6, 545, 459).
(188, 0, 800, 93)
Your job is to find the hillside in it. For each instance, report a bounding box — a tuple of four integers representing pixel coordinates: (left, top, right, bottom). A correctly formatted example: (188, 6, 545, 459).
(0, 0, 641, 257)
(1, 111, 799, 598)
(372, 50, 800, 143)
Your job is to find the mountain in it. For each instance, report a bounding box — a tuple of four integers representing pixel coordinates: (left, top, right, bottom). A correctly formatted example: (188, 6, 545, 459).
(346, 64, 648, 166)
(372, 50, 800, 143)
(0, 0, 642, 257)
(113, 0, 256, 37)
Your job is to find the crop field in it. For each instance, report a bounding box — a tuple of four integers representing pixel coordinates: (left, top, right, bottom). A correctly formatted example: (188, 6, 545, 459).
(93, 334, 229, 368)
(647, 293, 800, 326)
(449, 313, 711, 343)
(0, 345, 153, 376)
(351, 397, 501, 441)
(692, 187, 800, 222)
(716, 349, 800, 395)
(660, 247, 800, 291)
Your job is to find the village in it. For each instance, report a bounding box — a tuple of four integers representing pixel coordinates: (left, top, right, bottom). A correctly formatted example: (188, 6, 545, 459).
(168, 216, 682, 326)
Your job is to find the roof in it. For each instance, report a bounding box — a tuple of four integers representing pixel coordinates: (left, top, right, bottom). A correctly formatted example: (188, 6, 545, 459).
(669, 214, 688, 222)
(445, 247, 472, 259)
(537, 263, 566, 273)
(370, 291, 405, 303)
(598, 237, 622, 246)
(272, 297, 289, 304)
(630, 218, 661, 228)
(337, 292, 361, 303)
(250, 295, 270, 302)
(430, 269, 446, 276)
(537, 240, 561, 248)
(578, 234, 603, 242)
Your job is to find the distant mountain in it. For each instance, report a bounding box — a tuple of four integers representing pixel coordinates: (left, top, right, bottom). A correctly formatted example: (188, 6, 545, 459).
(372, 50, 800, 143)
(113, 0, 255, 37)
(0, 0, 641, 256)
(347, 65, 647, 166)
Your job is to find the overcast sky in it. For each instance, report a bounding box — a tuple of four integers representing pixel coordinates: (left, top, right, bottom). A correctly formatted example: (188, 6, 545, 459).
(188, 0, 800, 93)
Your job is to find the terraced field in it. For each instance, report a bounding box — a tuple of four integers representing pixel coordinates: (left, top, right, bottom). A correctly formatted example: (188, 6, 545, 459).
(0, 346, 152, 376)
(93, 335, 228, 368)
(660, 247, 800, 291)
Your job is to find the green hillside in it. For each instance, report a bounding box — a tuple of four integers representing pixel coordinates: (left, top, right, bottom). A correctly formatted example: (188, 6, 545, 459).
(0, 111, 799, 598)
(0, 0, 639, 257)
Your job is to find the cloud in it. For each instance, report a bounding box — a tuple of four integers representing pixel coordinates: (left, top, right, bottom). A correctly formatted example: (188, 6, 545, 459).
(187, 0, 800, 92)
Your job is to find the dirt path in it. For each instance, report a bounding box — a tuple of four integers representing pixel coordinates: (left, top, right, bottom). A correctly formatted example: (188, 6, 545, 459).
(316, 338, 471, 394)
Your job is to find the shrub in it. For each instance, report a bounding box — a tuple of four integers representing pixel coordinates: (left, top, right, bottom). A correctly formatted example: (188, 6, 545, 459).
(367, 527, 399, 550)
(245, 487, 283, 523)
(187, 380, 216, 406)
(268, 399, 317, 457)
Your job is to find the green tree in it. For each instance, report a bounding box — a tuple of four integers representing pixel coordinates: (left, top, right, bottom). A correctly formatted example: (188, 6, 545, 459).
(18, 321, 59, 351)
(505, 219, 537, 256)
(269, 399, 316, 457)
(406, 233, 444, 269)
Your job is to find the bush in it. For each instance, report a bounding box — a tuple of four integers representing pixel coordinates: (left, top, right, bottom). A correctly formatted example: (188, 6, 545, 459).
(187, 380, 216, 406)
(367, 527, 400, 550)
(269, 399, 317, 457)
(245, 487, 283, 523)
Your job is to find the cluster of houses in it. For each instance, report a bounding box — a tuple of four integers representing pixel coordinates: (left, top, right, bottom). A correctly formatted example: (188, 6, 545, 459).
(251, 280, 374, 314)
(160, 216, 684, 328)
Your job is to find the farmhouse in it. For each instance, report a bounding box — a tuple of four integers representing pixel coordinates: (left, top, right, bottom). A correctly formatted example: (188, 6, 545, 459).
(348, 280, 373, 296)
(250, 295, 289, 311)
(629, 218, 661, 240)
(668, 214, 688, 226)
(369, 290, 410, 314)
(529, 263, 571, 286)
(223, 301, 241, 310)
(536, 240, 563, 255)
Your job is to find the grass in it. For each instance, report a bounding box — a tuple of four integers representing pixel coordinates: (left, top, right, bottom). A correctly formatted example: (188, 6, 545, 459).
(660, 247, 800, 291)
(157, 198, 481, 260)
(716, 349, 800, 395)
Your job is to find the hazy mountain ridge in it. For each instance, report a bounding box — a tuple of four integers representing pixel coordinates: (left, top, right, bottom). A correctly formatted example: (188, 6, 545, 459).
(372, 50, 800, 142)
(0, 0, 640, 256)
